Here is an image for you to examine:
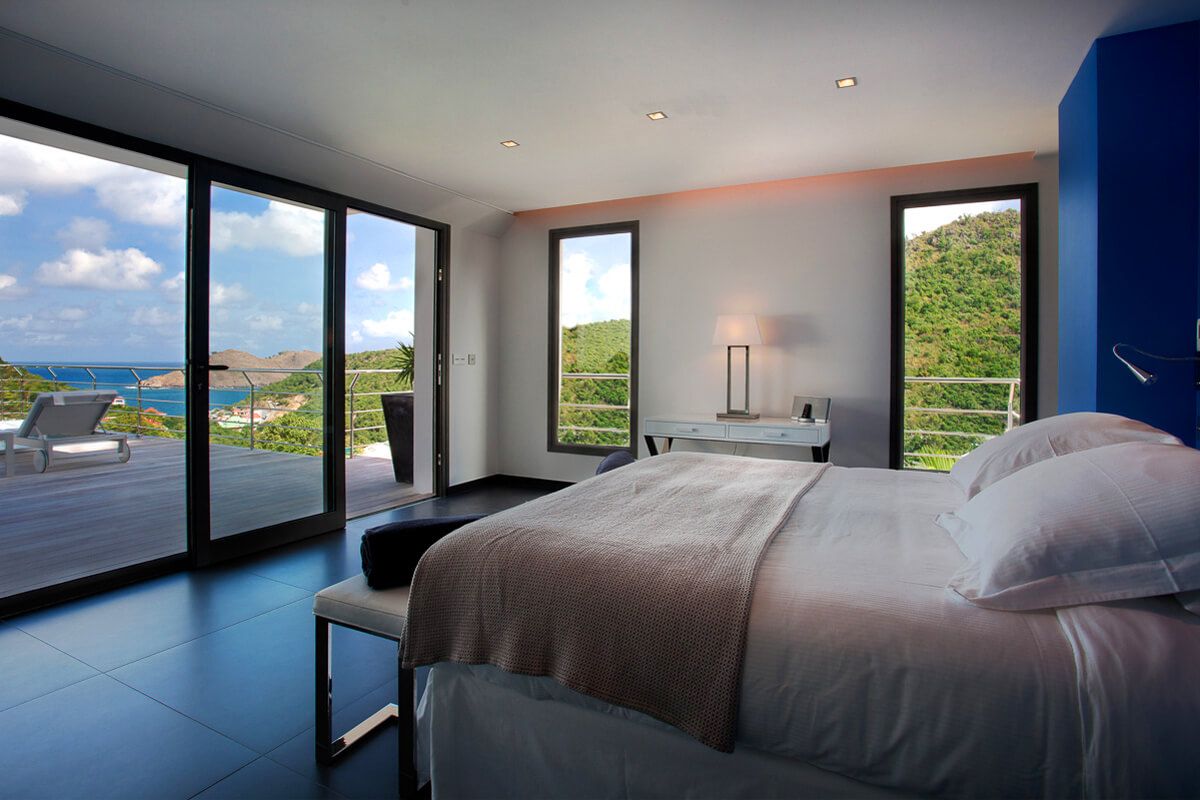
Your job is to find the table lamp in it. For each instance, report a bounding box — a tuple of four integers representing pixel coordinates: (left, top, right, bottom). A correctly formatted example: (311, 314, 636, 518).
(713, 314, 762, 420)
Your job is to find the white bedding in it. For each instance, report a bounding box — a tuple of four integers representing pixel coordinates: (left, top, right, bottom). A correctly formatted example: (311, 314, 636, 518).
(417, 463, 1200, 798)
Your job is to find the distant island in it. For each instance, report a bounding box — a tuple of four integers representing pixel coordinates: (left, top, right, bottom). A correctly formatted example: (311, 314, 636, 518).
(140, 349, 321, 389)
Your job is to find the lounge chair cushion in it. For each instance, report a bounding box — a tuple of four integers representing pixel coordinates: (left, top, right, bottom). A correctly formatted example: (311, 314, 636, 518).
(314, 575, 409, 640)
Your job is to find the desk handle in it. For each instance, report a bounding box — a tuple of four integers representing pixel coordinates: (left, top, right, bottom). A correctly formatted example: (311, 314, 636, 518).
(676, 426, 699, 433)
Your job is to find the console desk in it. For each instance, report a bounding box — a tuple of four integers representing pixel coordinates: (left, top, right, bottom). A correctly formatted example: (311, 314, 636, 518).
(643, 415, 832, 463)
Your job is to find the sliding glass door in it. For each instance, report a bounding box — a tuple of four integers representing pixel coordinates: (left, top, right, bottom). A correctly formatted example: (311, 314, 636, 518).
(0, 99, 448, 612)
(189, 166, 343, 562)
(0, 114, 190, 609)
(205, 182, 332, 539)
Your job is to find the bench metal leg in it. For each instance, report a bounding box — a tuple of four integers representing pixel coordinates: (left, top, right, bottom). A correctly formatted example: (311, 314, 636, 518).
(315, 616, 417, 798)
(399, 645, 418, 799)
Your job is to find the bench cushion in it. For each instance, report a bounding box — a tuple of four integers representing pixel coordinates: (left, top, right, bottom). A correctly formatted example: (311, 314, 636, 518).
(314, 574, 409, 640)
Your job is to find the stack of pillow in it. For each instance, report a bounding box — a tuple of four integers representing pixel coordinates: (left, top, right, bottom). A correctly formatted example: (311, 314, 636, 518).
(936, 412, 1199, 615)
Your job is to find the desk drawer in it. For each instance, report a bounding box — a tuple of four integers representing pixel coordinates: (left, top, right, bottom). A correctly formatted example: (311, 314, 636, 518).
(645, 420, 727, 439)
(727, 424, 819, 444)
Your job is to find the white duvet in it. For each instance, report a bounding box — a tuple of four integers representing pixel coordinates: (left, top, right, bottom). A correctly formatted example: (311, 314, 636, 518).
(421, 465, 1200, 798)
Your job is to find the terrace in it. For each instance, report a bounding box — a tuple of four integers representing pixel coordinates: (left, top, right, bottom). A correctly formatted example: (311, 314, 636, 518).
(0, 363, 425, 601)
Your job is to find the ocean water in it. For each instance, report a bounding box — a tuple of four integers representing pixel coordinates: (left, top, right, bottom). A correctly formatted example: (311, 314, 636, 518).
(13, 364, 250, 417)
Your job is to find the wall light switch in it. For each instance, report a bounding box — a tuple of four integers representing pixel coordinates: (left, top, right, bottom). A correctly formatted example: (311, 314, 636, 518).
(467, 354, 476, 365)
(452, 354, 468, 366)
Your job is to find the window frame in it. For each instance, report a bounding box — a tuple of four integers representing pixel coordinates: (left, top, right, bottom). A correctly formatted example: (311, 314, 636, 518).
(889, 183, 1039, 470)
(547, 220, 640, 457)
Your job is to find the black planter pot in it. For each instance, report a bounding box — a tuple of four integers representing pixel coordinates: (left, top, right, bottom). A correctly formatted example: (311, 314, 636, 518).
(379, 392, 414, 484)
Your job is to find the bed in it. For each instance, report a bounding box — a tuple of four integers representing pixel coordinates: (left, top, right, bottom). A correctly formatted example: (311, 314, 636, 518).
(404, 442, 1200, 798)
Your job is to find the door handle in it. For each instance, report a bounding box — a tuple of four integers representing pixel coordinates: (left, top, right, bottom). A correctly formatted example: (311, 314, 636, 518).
(208, 364, 230, 371)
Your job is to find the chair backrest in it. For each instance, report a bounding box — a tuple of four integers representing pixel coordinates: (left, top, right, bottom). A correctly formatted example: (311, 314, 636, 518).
(18, 391, 117, 439)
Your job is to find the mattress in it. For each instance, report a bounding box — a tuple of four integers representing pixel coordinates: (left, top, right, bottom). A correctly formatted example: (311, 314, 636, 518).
(417, 463, 1200, 798)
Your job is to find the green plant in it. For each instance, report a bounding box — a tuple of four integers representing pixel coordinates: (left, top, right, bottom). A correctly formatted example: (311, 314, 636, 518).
(392, 336, 415, 386)
(906, 446, 959, 472)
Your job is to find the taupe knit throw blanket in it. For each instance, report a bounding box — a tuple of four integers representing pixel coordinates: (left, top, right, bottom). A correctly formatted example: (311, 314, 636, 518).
(402, 452, 830, 751)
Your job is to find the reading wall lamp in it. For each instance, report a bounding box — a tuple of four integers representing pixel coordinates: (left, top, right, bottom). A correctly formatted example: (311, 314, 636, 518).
(713, 314, 762, 420)
(1112, 343, 1200, 386)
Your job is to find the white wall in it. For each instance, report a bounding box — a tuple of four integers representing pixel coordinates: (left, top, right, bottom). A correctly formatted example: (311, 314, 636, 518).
(0, 33, 510, 486)
(448, 231, 502, 484)
(498, 153, 1059, 482)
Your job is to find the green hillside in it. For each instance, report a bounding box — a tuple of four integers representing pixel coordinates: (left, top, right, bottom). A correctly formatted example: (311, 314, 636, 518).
(903, 209, 1022, 468)
(558, 319, 631, 447)
(211, 347, 412, 456)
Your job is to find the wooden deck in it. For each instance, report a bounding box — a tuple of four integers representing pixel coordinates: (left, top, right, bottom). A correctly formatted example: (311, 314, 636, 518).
(0, 436, 426, 599)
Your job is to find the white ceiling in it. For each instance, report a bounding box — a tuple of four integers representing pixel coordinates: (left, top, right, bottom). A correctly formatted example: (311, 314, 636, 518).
(2, 1, 1198, 213)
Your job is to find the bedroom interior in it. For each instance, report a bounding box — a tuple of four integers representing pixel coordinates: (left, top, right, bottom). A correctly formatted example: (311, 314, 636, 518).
(1, 2, 1199, 799)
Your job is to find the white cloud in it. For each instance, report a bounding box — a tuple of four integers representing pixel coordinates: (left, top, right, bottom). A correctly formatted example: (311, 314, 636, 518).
(355, 262, 412, 292)
(94, 172, 185, 227)
(349, 329, 363, 344)
(35, 247, 163, 290)
(0, 314, 31, 330)
(0, 273, 26, 299)
(559, 252, 630, 327)
(246, 313, 283, 331)
(297, 302, 318, 314)
(211, 200, 325, 257)
(131, 306, 180, 326)
(904, 200, 1020, 239)
(210, 282, 248, 305)
(0, 190, 26, 215)
(57, 216, 111, 249)
(361, 309, 415, 341)
(57, 306, 89, 321)
(160, 271, 185, 293)
(0, 134, 184, 227)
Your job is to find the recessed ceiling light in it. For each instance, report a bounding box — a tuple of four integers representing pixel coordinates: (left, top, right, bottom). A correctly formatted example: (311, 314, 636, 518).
(835, 76, 858, 89)
(500, 140, 520, 148)
(646, 111, 668, 121)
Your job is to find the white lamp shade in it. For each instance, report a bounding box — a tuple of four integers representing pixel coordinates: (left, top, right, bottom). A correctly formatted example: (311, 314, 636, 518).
(712, 314, 763, 346)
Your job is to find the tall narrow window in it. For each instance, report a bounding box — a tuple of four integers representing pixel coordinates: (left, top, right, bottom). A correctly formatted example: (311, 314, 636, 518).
(891, 184, 1038, 470)
(548, 221, 639, 455)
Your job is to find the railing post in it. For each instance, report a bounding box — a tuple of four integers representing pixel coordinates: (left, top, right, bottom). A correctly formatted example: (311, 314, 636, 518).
(1006, 380, 1017, 431)
(85, 367, 97, 391)
(246, 372, 255, 451)
(131, 368, 144, 439)
(348, 372, 361, 459)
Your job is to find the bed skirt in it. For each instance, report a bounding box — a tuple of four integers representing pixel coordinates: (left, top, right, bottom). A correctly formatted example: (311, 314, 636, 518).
(416, 662, 911, 800)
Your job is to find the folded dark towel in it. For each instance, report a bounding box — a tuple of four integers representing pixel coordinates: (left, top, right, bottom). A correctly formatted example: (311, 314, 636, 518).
(360, 514, 486, 589)
(596, 450, 636, 475)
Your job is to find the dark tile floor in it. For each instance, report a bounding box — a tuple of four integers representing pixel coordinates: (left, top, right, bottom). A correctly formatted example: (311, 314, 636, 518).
(0, 482, 552, 800)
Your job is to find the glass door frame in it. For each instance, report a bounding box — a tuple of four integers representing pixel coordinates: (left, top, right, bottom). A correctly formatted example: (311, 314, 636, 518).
(888, 183, 1040, 470)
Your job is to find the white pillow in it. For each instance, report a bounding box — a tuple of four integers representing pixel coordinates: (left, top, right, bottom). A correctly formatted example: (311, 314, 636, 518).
(948, 412, 1182, 498)
(940, 441, 1200, 611)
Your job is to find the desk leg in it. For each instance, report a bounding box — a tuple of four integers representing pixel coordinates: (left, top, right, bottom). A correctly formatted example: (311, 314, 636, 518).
(811, 443, 830, 463)
(644, 435, 659, 456)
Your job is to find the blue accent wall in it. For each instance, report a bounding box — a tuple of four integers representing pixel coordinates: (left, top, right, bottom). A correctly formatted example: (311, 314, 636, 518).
(1059, 21, 1200, 445)
(1058, 44, 1099, 413)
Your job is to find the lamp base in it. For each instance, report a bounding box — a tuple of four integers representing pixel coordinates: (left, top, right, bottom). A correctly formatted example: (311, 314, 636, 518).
(716, 411, 760, 421)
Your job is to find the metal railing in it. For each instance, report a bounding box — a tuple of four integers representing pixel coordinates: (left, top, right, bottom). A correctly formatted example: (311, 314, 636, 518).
(902, 376, 1020, 466)
(0, 362, 410, 458)
(557, 372, 630, 435)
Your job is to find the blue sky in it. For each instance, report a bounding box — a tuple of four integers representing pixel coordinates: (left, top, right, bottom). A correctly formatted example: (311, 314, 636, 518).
(904, 199, 1020, 239)
(558, 232, 631, 328)
(0, 128, 416, 364)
